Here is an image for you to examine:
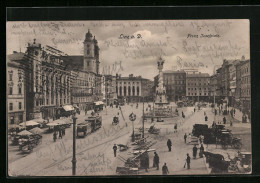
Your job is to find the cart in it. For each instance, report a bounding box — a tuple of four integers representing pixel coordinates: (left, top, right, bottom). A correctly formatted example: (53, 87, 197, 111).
(220, 131, 242, 149)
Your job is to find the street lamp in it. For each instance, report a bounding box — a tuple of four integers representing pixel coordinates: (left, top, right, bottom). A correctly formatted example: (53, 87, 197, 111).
(72, 114, 77, 175)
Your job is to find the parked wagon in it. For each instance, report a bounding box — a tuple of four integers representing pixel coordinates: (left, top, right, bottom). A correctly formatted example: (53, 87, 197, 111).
(219, 131, 242, 149)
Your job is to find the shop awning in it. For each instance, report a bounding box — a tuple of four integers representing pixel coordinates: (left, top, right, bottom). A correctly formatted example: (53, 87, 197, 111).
(46, 123, 59, 127)
(63, 105, 75, 111)
(29, 127, 44, 134)
(94, 101, 104, 105)
(19, 120, 39, 127)
(17, 130, 33, 136)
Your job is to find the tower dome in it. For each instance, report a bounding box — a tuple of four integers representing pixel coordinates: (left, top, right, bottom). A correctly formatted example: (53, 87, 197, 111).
(85, 29, 93, 41)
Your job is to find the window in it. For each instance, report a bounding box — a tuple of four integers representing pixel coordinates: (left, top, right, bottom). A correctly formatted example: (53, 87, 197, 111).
(9, 73, 13, 81)
(36, 101, 39, 106)
(200, 93, 202, 96)
(9, 103, 13, 111)
(9, 87, 13, 95)
(19, 102, 22, 109)
(18, 87, 22, 94)
(10, 116, 14, 124)
(19, 115, 23, 122)
(204, 93, 207, 96)
(46, 99, 49, 105)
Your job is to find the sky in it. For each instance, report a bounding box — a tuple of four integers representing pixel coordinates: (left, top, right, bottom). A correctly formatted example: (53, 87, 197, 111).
(6, 20, 250, 80)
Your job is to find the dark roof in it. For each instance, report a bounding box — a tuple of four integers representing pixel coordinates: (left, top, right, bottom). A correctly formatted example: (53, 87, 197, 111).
(7, 52, 26, 68)
(62, 55, 84, 69)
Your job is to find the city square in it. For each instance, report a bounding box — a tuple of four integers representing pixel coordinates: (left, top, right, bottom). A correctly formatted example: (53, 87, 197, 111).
(7, 20, 251, 176)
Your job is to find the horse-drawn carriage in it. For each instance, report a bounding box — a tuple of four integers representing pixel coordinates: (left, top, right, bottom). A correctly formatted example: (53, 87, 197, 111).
(219, 131, 242, 149)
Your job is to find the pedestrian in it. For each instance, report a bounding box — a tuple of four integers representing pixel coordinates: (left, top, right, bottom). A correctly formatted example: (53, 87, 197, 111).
(145, 153, 149, 172)
(85, 109, 87, 115)
(199, 144, 204, 158)
(194, 108, 196, 113)
(174, 124, 177, 133)
(223, 117, 226, 124)
(182, 111, 184, 117)
(205, 115, 208, 121)
(153, 152, 160, 170)
(113, 144, 117, 157)
(234, 108, 236, 114)
(162, 163, 169, 175)
(53, 131, 57, 142)
(59, 129, 62, 139)
(192, 145, 198, 159)
(204, 111, 206, 116)
(151, 117, 154, 123)
(230, 121, 233, 126)
(186, 153, 191, 169)
(184, 133, 187, 143)
(62, 127, 65, 136)
(167, 139, 172, 152)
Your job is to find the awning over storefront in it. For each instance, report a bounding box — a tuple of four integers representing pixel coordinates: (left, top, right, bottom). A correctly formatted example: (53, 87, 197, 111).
(19, 120, 39, 127)
(29, 127, 44, 134)
(63, 105, 75, 111)
(94, 101, 104, 105)
(17, 130, 33, 136)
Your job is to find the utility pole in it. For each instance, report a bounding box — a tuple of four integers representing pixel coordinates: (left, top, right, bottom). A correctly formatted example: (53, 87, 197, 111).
(72, 114, 77, 176)
(142, 97, 145, 139)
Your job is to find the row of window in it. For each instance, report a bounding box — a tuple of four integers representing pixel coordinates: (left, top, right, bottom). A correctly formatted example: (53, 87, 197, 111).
(8, 71, 23, 82)
(9, 102, 22, 111)
(187, 82, 209, 86)
(241, 76, 250, 84)
(9, 86, 22, 95)
(188, 88, 209, 91)
(117, 81, 139, 85)
(187, 92, 209, 96)
(165, 80, 185, 84)
(241, 89, 250, 96)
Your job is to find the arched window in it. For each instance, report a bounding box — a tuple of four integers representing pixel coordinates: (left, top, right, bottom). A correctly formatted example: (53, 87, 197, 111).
(124, 86, 126, 96)
(132, 86, 135, 96)
(128, 86, 131, 96)
(137, 86, 140, 96)
(119, 86, 122, 96)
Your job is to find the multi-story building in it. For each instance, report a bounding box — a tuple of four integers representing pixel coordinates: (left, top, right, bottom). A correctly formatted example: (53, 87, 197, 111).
(70, 69, 95, 111)
(7, 52, 26, 125)
(116, 74, 153, 102)
(18, 40, 72, 120)
(240, 59, 250, 114)
(63, 30, 102, 110)
(104, 75, 117, 105)
(154, 70, 186, 102)
(186, 72, 210, 102)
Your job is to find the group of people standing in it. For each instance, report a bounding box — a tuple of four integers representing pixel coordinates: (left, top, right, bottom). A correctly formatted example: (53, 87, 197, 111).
(53, 126, 66, 142)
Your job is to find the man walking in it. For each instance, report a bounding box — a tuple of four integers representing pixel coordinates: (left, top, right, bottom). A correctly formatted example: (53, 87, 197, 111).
(223, 117, 227, 124)
(199, 144, 204, 158)
(153, 152, 160, 170)
(193, 145, 198, 159)
(186, 153, 191, 169)
(184, 133, 187, 143)
(167, 139, 172, 152)
(162, 163, 169, 175)
(113, 144, 117, 157)
(53, 131, 57, 142)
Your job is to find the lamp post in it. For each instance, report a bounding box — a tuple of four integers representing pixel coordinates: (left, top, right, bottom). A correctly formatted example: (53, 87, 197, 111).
(72, 114, 77, 175)
(142, 97, 145, 139)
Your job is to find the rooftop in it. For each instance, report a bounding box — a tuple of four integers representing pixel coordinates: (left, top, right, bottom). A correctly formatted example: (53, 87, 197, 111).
(186, 73, 210, 78)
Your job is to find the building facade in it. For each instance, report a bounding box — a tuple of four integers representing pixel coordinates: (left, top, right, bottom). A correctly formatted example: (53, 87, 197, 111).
(104, 75, 117, 105)
(23, 41, 72, 120)
(7, 53, 26, 125)
(116, 74, 153, 102)
(186, 72, 210, 102)
(240, 60, 251, 115)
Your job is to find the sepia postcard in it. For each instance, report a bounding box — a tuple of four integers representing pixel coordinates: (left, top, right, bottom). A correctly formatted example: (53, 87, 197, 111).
(6, 19, 251, 176)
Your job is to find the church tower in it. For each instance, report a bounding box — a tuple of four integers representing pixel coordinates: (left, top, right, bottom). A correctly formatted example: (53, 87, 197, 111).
(83, 29, 96, 73)
(93, 36, 100, 74)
